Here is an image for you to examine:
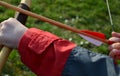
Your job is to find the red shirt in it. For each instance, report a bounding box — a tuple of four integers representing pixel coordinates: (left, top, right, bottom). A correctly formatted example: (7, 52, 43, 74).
(18, 28, 76, 76)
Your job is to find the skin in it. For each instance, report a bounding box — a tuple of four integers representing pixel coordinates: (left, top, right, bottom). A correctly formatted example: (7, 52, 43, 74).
(109, 32, 120, 60)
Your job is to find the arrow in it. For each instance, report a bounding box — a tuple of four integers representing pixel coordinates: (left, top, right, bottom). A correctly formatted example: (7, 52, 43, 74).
(0, 0, 31, 73)
(79, 30, 106, 46)
(0, 1, 113, 46)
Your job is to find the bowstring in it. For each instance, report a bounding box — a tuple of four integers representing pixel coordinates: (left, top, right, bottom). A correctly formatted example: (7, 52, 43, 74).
(106, 0, 114, 31)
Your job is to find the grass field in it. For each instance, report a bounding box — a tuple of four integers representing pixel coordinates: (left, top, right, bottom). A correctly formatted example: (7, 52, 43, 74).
(0, 0, 120, 76)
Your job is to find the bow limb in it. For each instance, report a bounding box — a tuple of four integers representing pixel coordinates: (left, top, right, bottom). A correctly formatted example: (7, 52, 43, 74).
(0, 0, 31, 73)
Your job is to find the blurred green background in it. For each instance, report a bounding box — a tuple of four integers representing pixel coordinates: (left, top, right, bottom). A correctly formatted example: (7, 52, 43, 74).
(0, 0, 120, 76)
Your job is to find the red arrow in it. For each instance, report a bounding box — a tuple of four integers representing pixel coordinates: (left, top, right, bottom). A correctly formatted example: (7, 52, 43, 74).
(0, 1, 112, 45)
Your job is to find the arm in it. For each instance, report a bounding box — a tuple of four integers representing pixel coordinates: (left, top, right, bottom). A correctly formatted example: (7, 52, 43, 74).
(0, 18, 76, 76)
(18, 28, 76, 76)
(1, 18, 119, 76)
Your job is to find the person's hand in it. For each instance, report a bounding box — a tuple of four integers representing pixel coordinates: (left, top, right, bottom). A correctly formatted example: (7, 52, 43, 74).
(0, 18, 28, 48)
(109, 32, 120, 60)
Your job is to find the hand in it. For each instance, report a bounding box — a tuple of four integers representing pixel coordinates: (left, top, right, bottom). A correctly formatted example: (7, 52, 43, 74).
(0, 18, 28, 48)
(109, 32, 120, 60)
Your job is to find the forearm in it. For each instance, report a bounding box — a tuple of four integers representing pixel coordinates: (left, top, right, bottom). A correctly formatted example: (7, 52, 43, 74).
(18, 28, 76, 76)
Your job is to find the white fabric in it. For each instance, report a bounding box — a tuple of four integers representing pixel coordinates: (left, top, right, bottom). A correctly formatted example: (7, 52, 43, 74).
(0, 18, 28, 48)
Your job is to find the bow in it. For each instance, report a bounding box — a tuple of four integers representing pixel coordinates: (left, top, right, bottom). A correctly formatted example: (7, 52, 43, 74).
(0, 0, 31, 73)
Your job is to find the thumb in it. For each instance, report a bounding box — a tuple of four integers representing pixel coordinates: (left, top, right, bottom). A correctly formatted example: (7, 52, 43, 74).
(112, 32, 120, 37)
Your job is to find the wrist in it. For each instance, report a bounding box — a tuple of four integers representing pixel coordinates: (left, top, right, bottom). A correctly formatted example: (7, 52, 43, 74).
(17, 27, 28, 48)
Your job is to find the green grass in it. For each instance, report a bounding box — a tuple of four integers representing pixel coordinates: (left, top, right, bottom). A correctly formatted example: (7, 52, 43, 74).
(0, 0, 120, 75)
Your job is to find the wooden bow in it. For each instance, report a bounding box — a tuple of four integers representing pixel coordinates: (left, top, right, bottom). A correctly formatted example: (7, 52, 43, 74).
(0, 0, 31, 73)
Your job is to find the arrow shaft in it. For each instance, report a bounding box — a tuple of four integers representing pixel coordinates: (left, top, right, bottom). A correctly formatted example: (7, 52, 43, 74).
(0, 1, 110, 44)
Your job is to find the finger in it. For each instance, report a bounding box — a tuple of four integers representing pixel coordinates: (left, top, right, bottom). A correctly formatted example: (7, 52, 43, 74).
(109, 43, 120, 50)
(109, 37, 120, 42)
(109, 49, 120, 60)
(112, 32, 120, 38)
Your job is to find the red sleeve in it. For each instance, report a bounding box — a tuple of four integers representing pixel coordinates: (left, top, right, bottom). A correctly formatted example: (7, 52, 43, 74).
(18, 28, 76, 76)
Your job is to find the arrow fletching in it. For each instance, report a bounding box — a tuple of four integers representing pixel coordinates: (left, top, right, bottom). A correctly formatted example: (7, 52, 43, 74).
(79, 30, 106, 46)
